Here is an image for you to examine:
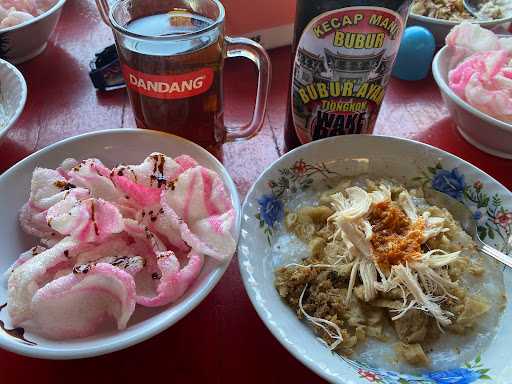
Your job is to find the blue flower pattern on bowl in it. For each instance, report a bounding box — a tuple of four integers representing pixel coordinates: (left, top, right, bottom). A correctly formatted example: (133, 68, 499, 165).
(431, 168, 465, 200)
(473, 209, 483, 222)
(415, 163, 512, 252)
(424, 368, 481, 384)
(341, 354, 491, 384)
(341, 356, 491, 384)
(257, 194, 284, 228)
(255, 160, 340, 244)
(255, 159, 509, 383)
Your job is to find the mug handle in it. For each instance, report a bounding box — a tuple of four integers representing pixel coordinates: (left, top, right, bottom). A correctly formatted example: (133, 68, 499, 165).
(224, 36, 272, 142)
(95, 0, 111, 25)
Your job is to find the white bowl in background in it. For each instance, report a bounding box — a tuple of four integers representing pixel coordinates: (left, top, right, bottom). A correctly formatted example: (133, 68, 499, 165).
(239, 135, 512, 383)
(0, 0, 66, 64)
(0, 58, 27, 141)
(0, 129, 241, 359)
(432, 45, 512, 159)
(408, 13, 512, 46)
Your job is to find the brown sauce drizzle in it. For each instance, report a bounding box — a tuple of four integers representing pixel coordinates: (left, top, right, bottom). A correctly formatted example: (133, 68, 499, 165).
(73, 264, 90, 274)
(111, 257, 129, 268)
(0, 321, 36, 346)
(0, 304, 36, 346)
(144, 228, 153, 240)
(155, 175, 167, 188)
(149, 154, 167, 188)
(130, 168, 137, 182)
(146, 208, 164, 223)
(157, 154, 165, 175)
(54, 180, 76, 190)
(90, 202, 99, 236)
(152, 154, 158, 174)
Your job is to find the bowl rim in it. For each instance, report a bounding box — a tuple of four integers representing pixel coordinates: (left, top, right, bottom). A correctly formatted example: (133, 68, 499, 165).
(238, 134, 512, 383)
(0, 0, 67, 33)
(0, 128, 241, 360)
(408, 12, 512, 26)
(432, 45, 512, 134)
(0, 58, 27, 140)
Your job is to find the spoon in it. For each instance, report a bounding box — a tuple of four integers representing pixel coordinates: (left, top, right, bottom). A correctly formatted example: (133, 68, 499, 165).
(424, 188, 512, 268)
(463, 0, 482, 18)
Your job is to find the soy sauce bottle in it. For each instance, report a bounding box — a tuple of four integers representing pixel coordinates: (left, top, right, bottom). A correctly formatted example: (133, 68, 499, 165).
(284, 0, 411, 151)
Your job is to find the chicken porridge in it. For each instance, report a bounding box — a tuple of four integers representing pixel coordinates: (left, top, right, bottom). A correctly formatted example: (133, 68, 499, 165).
(273, 177, 506, 373)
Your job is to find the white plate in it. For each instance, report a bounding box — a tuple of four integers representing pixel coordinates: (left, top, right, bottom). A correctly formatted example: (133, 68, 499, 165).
(0, 129, 240, 359)
(407, 13, 512, 47)
(0, 58, 27, 141)
(0, 0, 66, 64)
(432, 46, 512, 159)
(239, 135, 512, 384)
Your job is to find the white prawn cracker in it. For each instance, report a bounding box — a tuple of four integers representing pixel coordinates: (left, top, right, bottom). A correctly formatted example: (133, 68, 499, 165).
(4, 153, 236, 339)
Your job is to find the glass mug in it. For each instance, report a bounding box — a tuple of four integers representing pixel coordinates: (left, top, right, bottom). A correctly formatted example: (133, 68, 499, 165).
(96, 0, 271, 159)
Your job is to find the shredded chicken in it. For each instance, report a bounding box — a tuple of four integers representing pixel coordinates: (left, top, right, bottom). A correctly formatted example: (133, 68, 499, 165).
(388, 264, 454, 328)
(422, 211, 449, 242)
(330, 187, 371, 222)
(298, 284, 343, 350)
(421, 249, 461, 268)
(330, 189, 376, 302)
(328, 185, 458, 326)
(398, 190, 418, 221)
(369, 184, 391, 205)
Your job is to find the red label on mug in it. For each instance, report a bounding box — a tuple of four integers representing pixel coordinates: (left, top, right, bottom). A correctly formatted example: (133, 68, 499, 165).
(122, 65, 214, 100)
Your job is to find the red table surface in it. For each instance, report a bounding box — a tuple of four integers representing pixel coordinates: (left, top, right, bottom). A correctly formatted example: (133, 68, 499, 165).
(0, 1, 511, 383)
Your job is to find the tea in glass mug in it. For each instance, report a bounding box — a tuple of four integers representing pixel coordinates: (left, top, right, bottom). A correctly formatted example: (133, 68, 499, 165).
(96, 0, 271, 158)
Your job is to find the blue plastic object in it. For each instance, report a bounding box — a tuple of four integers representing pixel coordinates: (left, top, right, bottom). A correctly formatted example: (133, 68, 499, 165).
(392, 26, 436, 81)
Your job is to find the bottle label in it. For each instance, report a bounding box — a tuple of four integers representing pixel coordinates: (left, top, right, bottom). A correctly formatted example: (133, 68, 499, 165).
(122, 65, 214, 100)
(291, 6, 405, 144)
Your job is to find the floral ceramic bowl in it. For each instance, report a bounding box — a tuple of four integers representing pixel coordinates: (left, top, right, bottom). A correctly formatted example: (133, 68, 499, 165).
(238, 135, 512, 384)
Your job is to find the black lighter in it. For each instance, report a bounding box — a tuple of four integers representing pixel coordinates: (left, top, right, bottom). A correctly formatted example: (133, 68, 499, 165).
(89, 45, 126, 91)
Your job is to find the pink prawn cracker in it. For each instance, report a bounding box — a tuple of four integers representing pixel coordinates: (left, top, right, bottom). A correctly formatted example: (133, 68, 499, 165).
(446, 22, 512, 122)
(0, 0, 59, 29)
(6, 152, 235, 339)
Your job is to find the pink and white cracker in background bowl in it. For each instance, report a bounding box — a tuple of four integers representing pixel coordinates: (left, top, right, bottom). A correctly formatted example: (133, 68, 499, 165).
(0, 129, 241, 359)
(432, 22, 512, 159)
(0, 0, 66, 64)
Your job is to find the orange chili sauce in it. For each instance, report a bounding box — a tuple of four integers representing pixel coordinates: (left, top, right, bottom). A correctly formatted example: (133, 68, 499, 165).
(369, 201, 424, 267)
